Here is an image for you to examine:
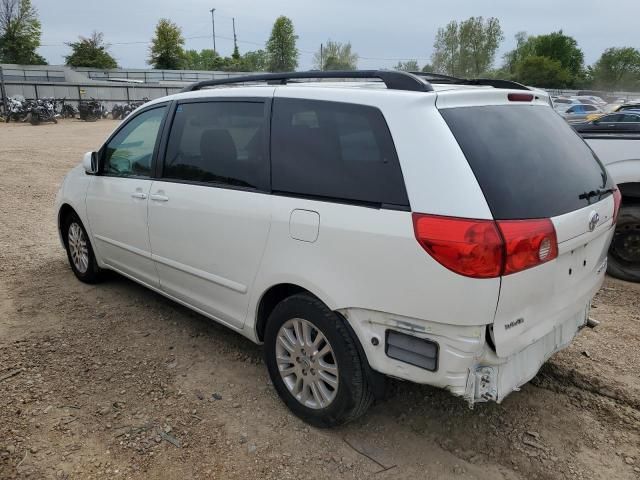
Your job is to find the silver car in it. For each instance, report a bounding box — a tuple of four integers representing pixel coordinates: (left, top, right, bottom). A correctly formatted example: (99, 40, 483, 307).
(562, 103, 604, 123)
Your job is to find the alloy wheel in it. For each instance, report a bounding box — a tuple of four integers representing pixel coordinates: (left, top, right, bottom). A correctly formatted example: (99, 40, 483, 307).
(68, 222, 89, 274)
(275, 318, 339, 409)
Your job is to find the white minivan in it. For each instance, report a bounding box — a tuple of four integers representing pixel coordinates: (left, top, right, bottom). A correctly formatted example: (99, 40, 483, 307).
(55, 71, 620, 427)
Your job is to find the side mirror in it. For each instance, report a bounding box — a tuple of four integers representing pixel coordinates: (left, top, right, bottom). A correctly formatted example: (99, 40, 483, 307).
(82, 151, 98, 174)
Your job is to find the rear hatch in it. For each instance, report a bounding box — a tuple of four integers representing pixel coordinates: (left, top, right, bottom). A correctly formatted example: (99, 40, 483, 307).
(439, 94, 616, 357)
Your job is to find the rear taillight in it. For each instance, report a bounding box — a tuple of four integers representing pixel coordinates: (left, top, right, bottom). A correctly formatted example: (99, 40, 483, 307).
(412, 214, 503, 278)
(413, 214, 559, 278)
(498, 219, 558, 275)
(613, 188, 622, 223)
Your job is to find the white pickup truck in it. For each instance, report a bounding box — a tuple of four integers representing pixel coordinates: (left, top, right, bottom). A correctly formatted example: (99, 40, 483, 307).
(583, 134, 640, 282)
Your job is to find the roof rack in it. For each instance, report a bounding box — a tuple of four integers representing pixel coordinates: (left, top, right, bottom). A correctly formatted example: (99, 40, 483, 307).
(181, 70, 433, 93)
(410, 71, 530, 91)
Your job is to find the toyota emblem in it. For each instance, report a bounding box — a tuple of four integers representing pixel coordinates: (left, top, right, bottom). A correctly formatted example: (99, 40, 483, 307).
(588, 211, 599, 232)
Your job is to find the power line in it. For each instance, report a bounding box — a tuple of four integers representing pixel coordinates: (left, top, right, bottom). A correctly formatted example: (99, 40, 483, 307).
(39, 34, 431, 62)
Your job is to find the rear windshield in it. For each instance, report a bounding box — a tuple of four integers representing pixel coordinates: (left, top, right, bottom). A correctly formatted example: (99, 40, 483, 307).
(440, 105, 613, 220)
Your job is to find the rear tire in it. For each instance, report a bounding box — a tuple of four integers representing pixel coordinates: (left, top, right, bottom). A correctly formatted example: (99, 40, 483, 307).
(264, 293, 374, 427)
(63, 213, 104, 284)
(607, 204, 640, 282)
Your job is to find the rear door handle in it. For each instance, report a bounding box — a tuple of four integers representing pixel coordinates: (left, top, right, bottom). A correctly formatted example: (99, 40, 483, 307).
(131, 192, 147, 199)
(150, 194, 169, 202)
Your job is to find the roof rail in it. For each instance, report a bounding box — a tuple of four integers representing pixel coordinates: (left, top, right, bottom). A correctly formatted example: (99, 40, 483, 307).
(180, 70, 433, 93)
(409, 71, 465, 83)
(410, 71, 530, 91)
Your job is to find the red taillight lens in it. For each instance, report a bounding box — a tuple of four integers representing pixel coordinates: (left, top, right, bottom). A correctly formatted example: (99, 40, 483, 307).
(413, 214, 559, 278)
(613, 188, 622, 223)
(497, 219, 558, 275)
(412, 214, 503, 278)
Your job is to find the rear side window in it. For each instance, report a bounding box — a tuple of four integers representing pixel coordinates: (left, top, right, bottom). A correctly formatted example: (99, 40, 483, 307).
(271, 98, 409, 207)
(603, 114, 623, 122)
(441, 105, 613, 220)
(163, 101, 268, 190)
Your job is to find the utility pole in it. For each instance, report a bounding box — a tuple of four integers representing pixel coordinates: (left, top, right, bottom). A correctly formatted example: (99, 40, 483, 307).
(210, 8, 216, 54)
(232, 17, 238, 55)
(320, 43, 324, 71)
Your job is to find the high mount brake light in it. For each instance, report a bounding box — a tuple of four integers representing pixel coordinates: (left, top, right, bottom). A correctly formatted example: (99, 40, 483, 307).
(412, 214, 559, 278)
(508, 93, 534, 102)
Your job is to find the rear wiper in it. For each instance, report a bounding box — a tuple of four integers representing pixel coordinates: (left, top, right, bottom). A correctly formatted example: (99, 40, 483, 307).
(579, 188, 615, 202)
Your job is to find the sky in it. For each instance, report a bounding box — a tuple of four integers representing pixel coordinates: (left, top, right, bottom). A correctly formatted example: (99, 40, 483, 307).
(34, 0, 640, 70)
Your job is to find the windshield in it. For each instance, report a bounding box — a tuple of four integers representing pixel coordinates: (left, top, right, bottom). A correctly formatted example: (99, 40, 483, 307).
(440, 104, 613, 220)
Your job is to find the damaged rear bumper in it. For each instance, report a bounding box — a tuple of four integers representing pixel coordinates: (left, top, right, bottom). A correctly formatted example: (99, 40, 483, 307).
(341, 303, 589, 406)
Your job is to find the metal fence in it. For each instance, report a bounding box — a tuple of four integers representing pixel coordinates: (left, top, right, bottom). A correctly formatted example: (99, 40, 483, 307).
(1, 66, 66, 82)
(75, 67, 254, 84)
(2, 81, 183, 110)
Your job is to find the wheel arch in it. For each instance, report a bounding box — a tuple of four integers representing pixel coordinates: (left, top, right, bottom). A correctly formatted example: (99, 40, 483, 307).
(618, 182, 640, 205)
(57, 203, 78, 247)
(254, 282, 386, 399)
(254, 283, 309, 343)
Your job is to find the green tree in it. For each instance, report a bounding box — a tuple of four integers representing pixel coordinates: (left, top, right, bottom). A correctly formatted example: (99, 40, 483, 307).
(458, 16, 503, 76)
(533, 31, 583, 79)
(65, 31, 117, 69)
(431, 17, 503, 77)
(148, 18, 185, 70)
(183, 48, 266, 72)
(502, 32, 535, 75)
(0, 0, 45, 64)
(421, 63, 434, 73)
(502, 30, 584, 86)
(515, 56, 571, 88)
(590, 47, 640, 91)
(184, 49, 225, 70)
(184, 49, 202, 69)
(313, 40, 358, 70)
(266, 16, 298, 72)
(239, 49, 267, 71)
(432, 20, 460, 75)
(394, 59, 419, 72)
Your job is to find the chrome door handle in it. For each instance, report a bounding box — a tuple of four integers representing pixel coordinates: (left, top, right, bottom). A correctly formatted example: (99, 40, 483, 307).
(150, 194, 169, 202)
(131, 192, 147, 199)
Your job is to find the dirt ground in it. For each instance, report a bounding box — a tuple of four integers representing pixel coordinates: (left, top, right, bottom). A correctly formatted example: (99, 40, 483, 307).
(0, 119, 639, 480)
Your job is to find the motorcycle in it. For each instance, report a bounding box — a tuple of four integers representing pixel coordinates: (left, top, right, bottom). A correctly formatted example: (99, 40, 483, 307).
(78, 98, 103, 122)
(111, 97, 150, 120)
(4, 97, 28, 123)
(58, 98, 77, 119)
(28, 98, 58, 125)
(111, 103, 125, 120)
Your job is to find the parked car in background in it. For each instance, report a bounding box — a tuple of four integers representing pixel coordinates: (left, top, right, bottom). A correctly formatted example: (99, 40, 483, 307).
(574, 112, 640, 134)
(55, 70, 618, 426)
(552, 97, 580, 113)
(562, 103, 604, 123)
(612, 103, 640, 113)
(576, 95, 607, 106)
(582, 134, 640, 282)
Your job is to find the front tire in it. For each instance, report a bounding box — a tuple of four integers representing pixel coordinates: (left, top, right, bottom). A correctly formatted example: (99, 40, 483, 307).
(63, 213, 103, 283)
(264, 294, 373, 427)
(608, 204, 640, 282)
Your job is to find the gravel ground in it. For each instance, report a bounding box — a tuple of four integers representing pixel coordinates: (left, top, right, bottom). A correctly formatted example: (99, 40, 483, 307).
(0, 120, 639, 480)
